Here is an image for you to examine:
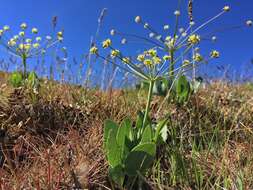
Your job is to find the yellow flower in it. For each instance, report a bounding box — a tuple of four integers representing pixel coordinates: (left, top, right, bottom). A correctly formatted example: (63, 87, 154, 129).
(193, 53, 203, 62)
(57, 31, 63, 37)
(165, 36, 171, 41)
(19, 43, 24, 49)
(26, 38, 32, 43)
(102, 39, 111, 49)
(24, 44, 31, 51)
(57, 31, 63, 41)
(122, 57, 130, 64)
(163, 55, 171, 61)
(183, 59, 190, 66)
(144, 59, 153, 66)
(148, 49, 157, 57)
(0, 30, 4, 36)
(33, 43, 40, 49)
(210, 50, 220, 58)
(3, 25, 10, 31)
(111, 49, 120, 58)
(8, 39, 16, 47)
(19, 31, 25, 37)
(153, 56, 162, 64)
(89, 46, 98, 54)
(36, 37, 42, 42)
(223, 6, 230, 12)
(137, 54, 145, 62)
(32, 28, 38, 34)
(188, 34, 201, 45)
(20, 23, 27, 30)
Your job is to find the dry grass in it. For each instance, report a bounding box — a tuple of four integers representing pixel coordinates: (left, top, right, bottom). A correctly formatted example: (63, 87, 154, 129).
(0, 72, 252, 189)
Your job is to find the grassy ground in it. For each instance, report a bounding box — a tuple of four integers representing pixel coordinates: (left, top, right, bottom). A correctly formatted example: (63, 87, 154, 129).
(0, 71, 253, 189)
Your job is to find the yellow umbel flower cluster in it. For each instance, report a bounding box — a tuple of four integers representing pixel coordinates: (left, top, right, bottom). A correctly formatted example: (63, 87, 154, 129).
(147, 49, 157, 57)
(193, 53, 203, 62)
(137, 54, 145, 62)
(122, 57, 130, 64)
(57, 31, 63, 41)
(210, 50, 220, 58)
(163, 55, 171, 61)
(20, 23, 27, 30)
(90, 46, 98, 54)
(102, 39, 112, 49)
(144, 59, 152, 66)
(188, 34, 201, 45)
(32, 27, 38, 34)
(111, 49, 120, 58)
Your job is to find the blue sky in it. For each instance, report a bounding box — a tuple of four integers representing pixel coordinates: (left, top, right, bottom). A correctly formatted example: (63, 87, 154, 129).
(0, 0, 253, 81)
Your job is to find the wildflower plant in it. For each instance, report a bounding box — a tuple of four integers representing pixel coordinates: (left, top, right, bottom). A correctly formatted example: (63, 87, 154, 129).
(89, 3, 252, 188)
(0, 23, 63, 78)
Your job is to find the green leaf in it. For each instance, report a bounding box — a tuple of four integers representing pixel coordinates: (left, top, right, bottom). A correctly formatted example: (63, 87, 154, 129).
(9, 72, 23, 87)
(117, 118, 132, 158)
(106, 129, 122, 167)
(27, 71, 39, 89)
(136, 111, 144, 130)
(141, 125, 152, 143)
(154, 118, 169, 143)
(109, 165, 125, 187)
(125, 142, 156, 176)
(117, 118, 132, 146)
(176, 75, 191, 104)
(104, 119, 118, 149)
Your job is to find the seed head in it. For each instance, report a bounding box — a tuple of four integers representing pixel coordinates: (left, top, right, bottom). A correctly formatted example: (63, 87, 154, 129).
(110, 29, 116, 36)
(144, 23, 149, 29)
(164, 25, 169, 30)
(135, 16, 141, 23)
(174, 10, 181, 16)
(246, 20, 253, 27)
(223, 6, 230, 12)
(121, 38, 127, 44)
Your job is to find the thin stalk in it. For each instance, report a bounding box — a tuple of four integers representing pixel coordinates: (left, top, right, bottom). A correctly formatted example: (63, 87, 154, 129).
(142, 80, 154, 128)
(22, 54, 27, 77)
(169, 49, 175, 80)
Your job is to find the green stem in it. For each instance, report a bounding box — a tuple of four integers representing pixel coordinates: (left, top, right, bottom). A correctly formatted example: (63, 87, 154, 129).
(22, 55, 27, 78)
(169, 49, 175, 80)
(142, 80, 154, 128)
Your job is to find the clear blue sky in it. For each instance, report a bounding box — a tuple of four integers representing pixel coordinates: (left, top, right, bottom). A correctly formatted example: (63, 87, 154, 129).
(0, 0, 253, 80)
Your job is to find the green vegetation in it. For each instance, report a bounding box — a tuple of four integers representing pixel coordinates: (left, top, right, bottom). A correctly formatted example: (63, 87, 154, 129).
(0, 1, 252, 190)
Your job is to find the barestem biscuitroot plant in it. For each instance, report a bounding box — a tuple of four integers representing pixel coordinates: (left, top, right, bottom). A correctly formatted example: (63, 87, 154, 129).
(90, 3, 252, 188)
(0, 23, 63, 78)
